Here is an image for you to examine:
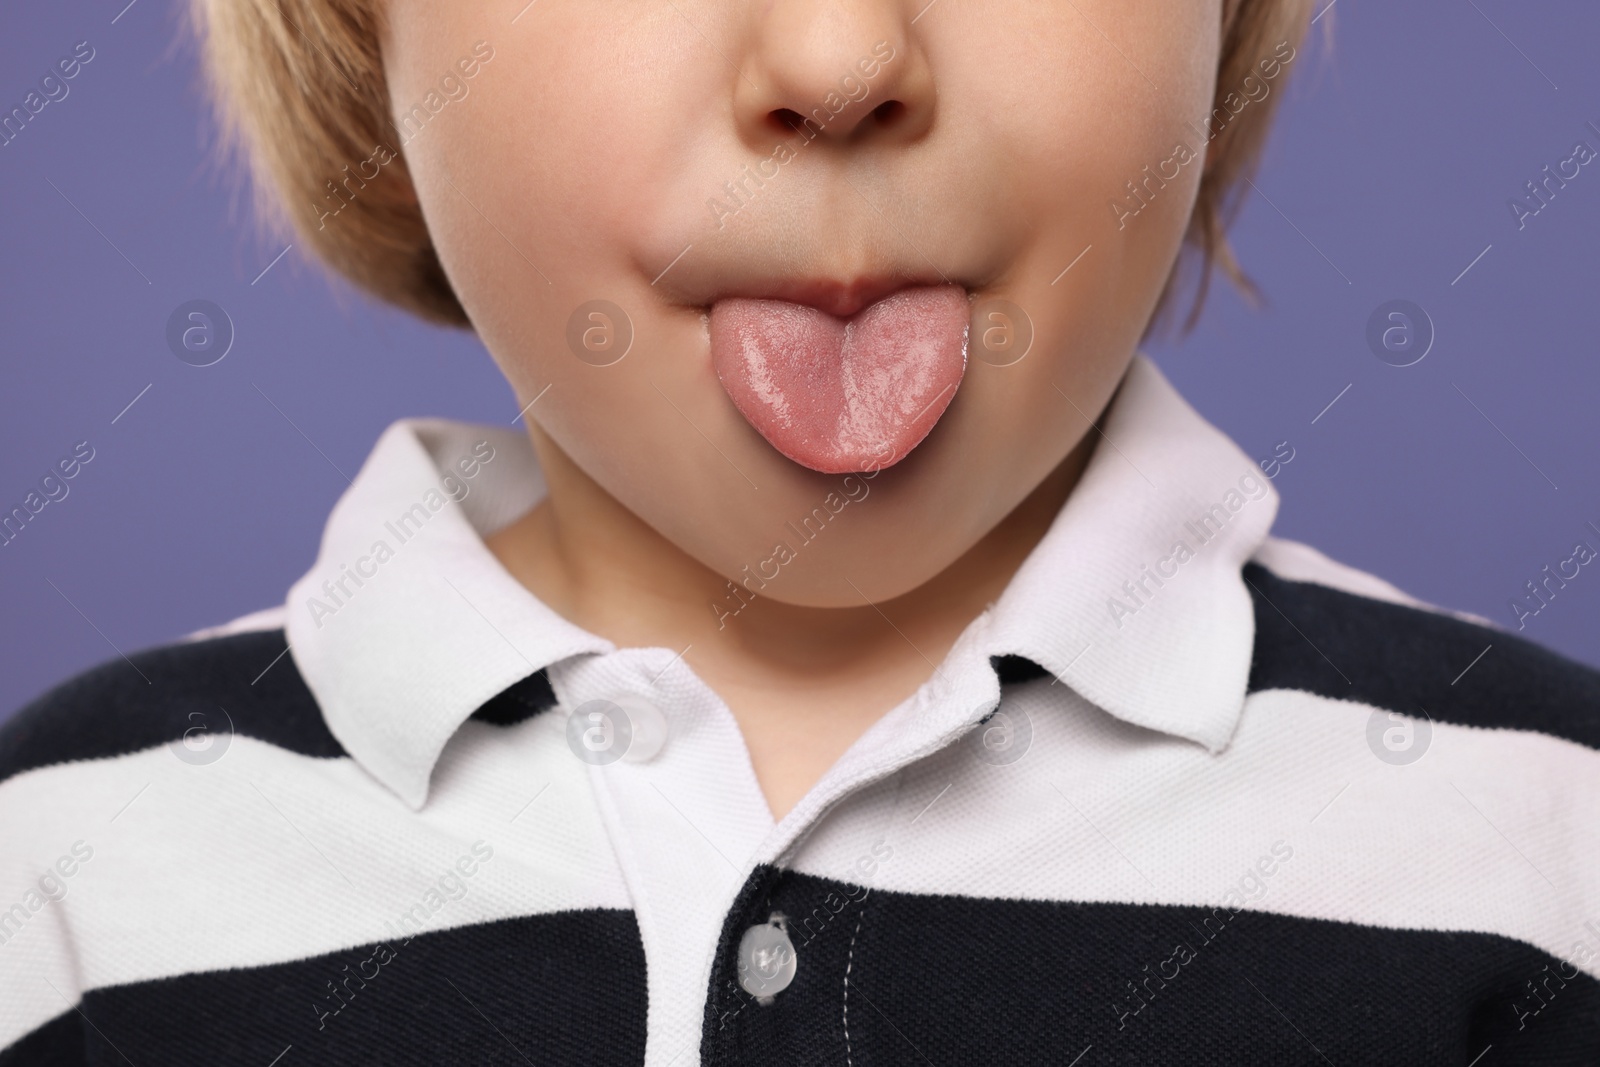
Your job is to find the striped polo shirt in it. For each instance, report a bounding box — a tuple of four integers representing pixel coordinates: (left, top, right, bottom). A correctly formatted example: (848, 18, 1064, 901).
(2, 357, 1597, 1065)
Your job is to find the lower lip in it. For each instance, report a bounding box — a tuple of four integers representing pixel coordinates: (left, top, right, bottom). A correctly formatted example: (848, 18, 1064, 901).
(709, 284, 970, 475)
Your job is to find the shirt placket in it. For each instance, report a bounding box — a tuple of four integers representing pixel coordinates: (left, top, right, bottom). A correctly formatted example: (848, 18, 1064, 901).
(551, 616, 1006, 1066)
(548, 649, 775, 1067)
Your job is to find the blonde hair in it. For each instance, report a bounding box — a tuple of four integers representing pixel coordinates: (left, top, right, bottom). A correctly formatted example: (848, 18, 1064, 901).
(190, 0, 1313, 330)
(1171, 0, 1317, 331)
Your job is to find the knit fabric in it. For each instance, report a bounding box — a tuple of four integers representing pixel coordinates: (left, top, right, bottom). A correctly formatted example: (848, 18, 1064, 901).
(3, 358, 1597, 1064)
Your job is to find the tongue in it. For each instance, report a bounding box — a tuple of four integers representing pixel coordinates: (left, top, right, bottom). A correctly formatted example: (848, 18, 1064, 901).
(710, 284, 969, 474)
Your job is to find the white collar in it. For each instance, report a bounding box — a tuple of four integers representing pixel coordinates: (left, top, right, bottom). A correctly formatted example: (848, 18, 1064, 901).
(984, 356, 1279, 751)
(285, 356, 1277, 807)
(286, 417, 611, 808)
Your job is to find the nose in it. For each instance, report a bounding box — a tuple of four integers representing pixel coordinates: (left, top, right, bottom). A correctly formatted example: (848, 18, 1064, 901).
(733, 1, 936, 147)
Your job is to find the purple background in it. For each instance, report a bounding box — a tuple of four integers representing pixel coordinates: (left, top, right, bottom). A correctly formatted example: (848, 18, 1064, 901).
(2, 0, 1598, 720)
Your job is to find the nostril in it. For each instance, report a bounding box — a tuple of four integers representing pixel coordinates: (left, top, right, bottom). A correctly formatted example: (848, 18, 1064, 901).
(769, 108, 808, 135)
(871, 100, 906, 126)
(764, 101, 907, 139)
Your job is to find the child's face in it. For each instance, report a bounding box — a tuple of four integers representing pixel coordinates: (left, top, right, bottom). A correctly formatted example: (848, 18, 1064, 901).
(382, 0, 1222, 605)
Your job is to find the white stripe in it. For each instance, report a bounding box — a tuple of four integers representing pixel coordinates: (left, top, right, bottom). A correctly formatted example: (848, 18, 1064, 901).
(0, 715, 629, 1048)
(182, 605, 289, 642)
(1252, 536, 1497, 629)
(1252, 536, 1421, 607)
(787, 683, 1600, 977)
(5, 669, 1597, 1050)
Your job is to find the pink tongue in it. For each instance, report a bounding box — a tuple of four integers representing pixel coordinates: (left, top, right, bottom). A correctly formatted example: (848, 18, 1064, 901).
(710, 284, 969, 474)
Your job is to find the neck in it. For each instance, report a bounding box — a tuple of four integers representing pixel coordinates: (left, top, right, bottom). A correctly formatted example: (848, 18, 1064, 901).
(487, 423, 1091, 819)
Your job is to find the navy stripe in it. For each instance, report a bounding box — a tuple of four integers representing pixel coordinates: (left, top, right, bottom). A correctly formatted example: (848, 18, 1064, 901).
(702, 867, 1600, 1066)
(990, 653, 1050, 686)
(1245, 563, 1600, 750)
(0, 630, 343, 784)
(0, 910, 647, 1066)
(0, 1012, 79, 1067)
(470, 670, 558, 726)
(8, 874, 1596, 1065)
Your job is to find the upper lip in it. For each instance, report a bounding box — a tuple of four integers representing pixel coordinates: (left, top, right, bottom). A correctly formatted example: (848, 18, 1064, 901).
(733, 276, 948, 318)
(674, 274, 957, 319)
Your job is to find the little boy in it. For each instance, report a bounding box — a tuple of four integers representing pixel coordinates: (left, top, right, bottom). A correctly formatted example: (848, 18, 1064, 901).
(3, 0, 1597, 1063)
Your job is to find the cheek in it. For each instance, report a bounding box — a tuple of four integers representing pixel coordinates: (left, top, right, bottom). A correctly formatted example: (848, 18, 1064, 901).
(933, 1, 1218, 353)
(910, 0, 1220, 528)
(390, 5, 705, 377)
(1029, 4, 1216, 233)
(936, 0, 1218, 287)
(388, 6, 775, 542)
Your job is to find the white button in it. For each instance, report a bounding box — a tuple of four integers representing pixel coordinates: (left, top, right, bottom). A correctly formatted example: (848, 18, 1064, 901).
(564, 696, 668, 765)
(737, 915, 797, 1000)
(612, 694, 667, 762)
